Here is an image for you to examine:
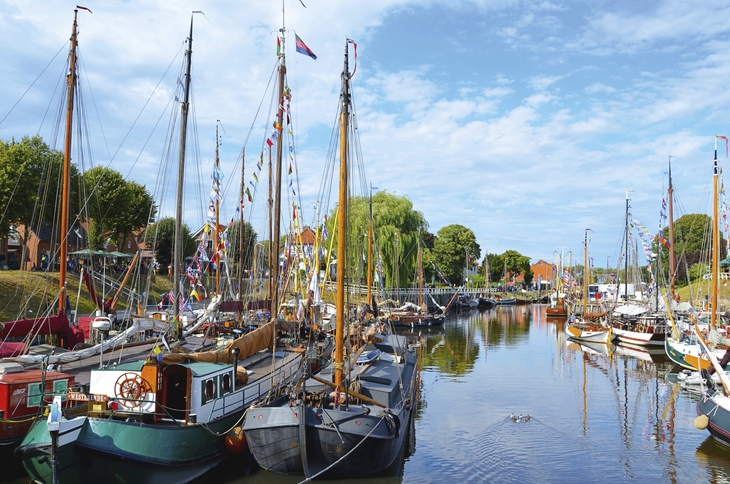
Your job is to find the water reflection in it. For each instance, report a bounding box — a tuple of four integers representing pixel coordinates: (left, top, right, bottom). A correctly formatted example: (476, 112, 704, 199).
(3, 305, 723, 484)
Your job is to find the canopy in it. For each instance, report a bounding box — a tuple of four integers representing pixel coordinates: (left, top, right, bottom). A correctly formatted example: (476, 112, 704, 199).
(107, 251, 133, 258)
(69, 248, 107, 256)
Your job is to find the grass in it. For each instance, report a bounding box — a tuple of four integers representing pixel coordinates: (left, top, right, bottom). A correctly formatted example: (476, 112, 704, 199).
(0, 270, 173, 322)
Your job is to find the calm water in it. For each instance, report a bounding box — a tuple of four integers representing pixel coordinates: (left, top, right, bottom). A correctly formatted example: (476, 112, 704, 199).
(4, 305, 729, 483)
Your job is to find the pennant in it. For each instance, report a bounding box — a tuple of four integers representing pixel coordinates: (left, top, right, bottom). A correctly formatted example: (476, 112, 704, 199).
(288, 163, 293, 175)
(245, 187, 253, 202)
(347, 38, 357, 77)
(76, 5, 93, 13)
(191, 289, 202, 301)
(276, 36, 281, 56)
(266, 138, 273, 147)
(295, 34, 317, 60)
(252, 172, 259, 183)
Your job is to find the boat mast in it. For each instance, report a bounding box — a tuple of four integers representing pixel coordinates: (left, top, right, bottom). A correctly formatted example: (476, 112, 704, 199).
(334, 40, 351, 390)
(367, 184, 374, 306)
(271, 8, 286, 320)
(237, 148, 245, 299)
(174, 16, 194, 338)
(712, 136, 724, 329)
(624, 191, 630, 302)
(215, 123, 221, 295)
(583, 229, 589, 312)
(668, 157, 675, 300)
(58, 9, 79, 314)
(418, 234, 423, 309)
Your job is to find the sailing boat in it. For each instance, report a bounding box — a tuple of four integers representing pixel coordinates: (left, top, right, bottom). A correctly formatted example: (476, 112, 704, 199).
(387, 233, 445, 328)
(610, 190, 668, 347)
(477, 254, 496, 309)
(565, 229, 611, 344)
(243, 39, 419, 479)
(665, 137, 730, 371)
(14, 15, 308, 483)
(0, 9, 92, 446)
(546, 250, 568, 318)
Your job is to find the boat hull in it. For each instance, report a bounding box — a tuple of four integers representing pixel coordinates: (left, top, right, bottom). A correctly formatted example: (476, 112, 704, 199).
(612, 326, 666, 346)
(15, 411, 241, 484)
(697, 391, 730, 447)
(565, 322, 609, 344)
(245, 403, 412, 478)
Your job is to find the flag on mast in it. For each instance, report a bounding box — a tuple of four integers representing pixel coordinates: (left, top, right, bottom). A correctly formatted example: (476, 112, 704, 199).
(295, 34, 317, 60)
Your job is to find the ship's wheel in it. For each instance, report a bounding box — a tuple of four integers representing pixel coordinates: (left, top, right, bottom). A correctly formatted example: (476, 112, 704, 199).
(114, 372, 152, 408)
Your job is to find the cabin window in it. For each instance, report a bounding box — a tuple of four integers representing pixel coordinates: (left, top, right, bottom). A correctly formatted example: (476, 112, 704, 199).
(221, 373, 232, 395)
(27, 382, 43, 407)
(202, 378, 216, 404)
(53, 379, 68, 400)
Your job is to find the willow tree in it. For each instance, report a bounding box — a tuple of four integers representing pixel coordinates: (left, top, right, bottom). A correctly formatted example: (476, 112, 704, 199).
(326, 191, 427, 289)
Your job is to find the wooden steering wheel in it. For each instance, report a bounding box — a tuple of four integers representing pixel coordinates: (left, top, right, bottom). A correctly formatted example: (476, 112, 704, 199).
(114, 372, 152, 408)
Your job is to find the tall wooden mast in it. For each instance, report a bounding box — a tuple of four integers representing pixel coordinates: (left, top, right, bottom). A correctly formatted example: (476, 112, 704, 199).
(214, 123, 221, 295)
(668, 157, 675, 300)
(58, 9, 79, 313)
(270, 10, 287, 320)
(174, 16, 194, 338)
(334, 40, 351, 389)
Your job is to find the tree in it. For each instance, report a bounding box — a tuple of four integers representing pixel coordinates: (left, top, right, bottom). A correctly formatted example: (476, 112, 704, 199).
(327, 191, 427, 289)
(483, 250, 531, 287)
(0, 135, 81, 265)
(228, 220, 257, 275)
(431, 224, 480, 285)
(83, 166, 156, 249)
(659, 213, 725, 286)
(144, 217, 196, 270)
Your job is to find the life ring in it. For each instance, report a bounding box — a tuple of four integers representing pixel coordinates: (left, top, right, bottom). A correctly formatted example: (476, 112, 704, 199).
(114, 372, 151, 408)
(636, 324, 645, 333)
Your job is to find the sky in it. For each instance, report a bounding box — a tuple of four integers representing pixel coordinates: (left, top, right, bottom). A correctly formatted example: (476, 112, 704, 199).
(2, 0, 730, 272)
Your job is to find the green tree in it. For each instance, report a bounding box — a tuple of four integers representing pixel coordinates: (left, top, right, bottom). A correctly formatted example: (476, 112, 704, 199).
(144, 217, 196, 269)
(493, 250, 531, 286)
(0, 135, 81, 262)
(327, 191, 427, 289)
(431, 224, 480, 285)
(228, 220, 257, 275)
(659, 213, 725, 286)
(83, 166, 156, 249)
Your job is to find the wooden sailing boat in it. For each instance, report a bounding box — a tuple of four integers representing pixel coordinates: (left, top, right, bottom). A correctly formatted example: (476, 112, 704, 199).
(387, 233, 445, 327)
(665, 137, 730, 371)
(565, 229, 610, 344)
(14, 15, 309, 483)
(610, 190, 668, 347)
(243, 39, 419, 479)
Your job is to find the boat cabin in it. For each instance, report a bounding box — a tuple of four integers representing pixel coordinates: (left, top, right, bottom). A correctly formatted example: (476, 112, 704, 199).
(87, 360, 244, 425)
(0, 363, 75, 443)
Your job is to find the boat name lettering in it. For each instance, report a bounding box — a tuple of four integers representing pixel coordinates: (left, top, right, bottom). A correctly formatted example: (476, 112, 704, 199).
(66, 392, 109, 402)
(12, 388, 26, 396)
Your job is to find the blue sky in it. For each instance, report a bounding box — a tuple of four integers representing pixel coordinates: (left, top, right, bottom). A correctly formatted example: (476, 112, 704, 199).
(1, 0, 730, 272)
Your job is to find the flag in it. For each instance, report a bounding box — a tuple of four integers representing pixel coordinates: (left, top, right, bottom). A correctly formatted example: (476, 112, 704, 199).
(191, 289, 201, 302)
(295, 34, 317, 60)
(288, 163, 292, 175)
(178, 294, 186, 313)
(276, 36, 281, 56)
(245, 187, 252, 202)
(253, 172, 258, 183)
(266, 138, 273, 147)
(76, 5, 93, 13)
(162, 334, 171, 353)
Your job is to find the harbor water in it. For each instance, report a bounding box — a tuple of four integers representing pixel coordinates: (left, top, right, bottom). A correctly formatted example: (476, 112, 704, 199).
(3, 305, 728, 483)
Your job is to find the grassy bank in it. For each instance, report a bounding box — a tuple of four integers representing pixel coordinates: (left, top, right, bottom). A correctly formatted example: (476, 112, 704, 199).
(0, 270, 173, 322)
